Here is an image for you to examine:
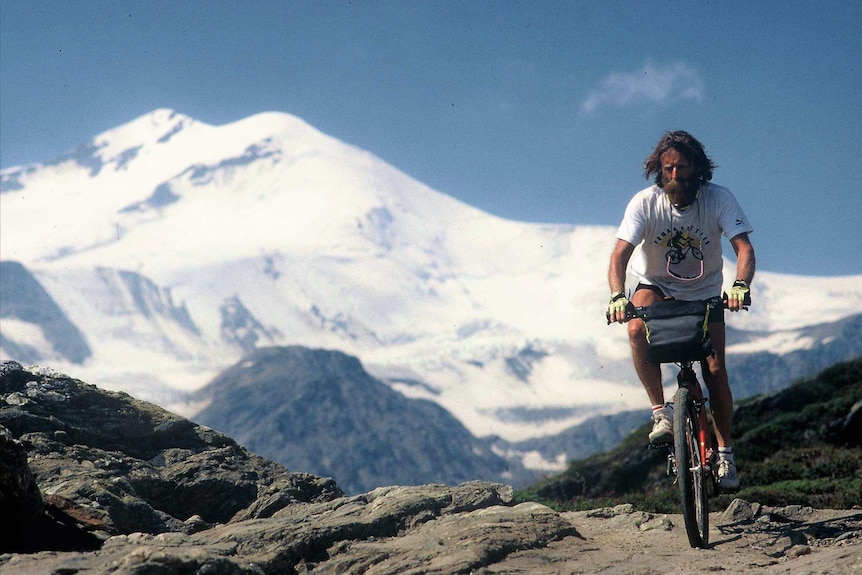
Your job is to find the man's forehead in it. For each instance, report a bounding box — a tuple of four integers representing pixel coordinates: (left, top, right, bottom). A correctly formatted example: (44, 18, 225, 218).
(661, 150, 690, 165)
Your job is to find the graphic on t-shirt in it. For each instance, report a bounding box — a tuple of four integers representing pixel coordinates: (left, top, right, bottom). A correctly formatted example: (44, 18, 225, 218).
(654, 227, 710, 281)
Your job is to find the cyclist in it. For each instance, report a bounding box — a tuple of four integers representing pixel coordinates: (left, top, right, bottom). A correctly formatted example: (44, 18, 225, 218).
(607, 130, 755, 492)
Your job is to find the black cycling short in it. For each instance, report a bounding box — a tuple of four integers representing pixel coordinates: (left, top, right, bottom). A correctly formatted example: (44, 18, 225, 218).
(634, 283, 725, 324)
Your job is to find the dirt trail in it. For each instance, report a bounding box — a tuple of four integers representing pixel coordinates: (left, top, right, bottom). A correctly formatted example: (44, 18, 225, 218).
(483, 503, 862, 574)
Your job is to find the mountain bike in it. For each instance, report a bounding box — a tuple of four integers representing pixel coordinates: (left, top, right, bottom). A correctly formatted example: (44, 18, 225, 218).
(609, 294, 747, 548)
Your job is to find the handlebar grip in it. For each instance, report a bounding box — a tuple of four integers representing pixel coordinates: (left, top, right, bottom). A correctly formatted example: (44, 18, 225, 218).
(721, 291, 751, 309)
(607, 302, 637, 324)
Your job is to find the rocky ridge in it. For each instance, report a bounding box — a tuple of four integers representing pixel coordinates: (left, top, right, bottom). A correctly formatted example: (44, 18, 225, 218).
(2, 360, 860, 575)
(0, 361, 576, 573)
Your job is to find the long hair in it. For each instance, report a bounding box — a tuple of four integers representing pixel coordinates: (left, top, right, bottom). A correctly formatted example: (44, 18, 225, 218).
(643, 131, 716, 186)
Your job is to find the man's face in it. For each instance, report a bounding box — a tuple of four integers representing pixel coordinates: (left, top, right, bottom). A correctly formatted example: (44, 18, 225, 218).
(660, 149, 698, 208)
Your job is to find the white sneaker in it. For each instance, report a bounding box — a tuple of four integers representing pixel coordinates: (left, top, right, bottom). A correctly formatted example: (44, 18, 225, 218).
(649, 412, 673, 444)
(717, 459, 740, 493)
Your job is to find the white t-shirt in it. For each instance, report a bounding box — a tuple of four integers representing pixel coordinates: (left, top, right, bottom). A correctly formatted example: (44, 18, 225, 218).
(616, 182, 753, 300)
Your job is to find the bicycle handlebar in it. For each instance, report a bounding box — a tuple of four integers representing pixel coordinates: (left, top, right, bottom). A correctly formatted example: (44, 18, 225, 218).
(606, 292, 750, 325)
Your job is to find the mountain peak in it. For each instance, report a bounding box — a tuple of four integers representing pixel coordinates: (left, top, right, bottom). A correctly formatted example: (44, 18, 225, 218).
(227, 110, 315, 133)
(93, 108, 200, 152)
(193, 346, 509, 494)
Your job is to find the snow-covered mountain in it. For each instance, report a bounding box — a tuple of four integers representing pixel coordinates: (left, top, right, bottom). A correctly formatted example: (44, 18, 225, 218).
(2, 109, 861, 445)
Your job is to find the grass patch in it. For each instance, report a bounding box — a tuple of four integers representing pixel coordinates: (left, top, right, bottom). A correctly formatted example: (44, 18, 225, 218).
(516, 359, 862, 511)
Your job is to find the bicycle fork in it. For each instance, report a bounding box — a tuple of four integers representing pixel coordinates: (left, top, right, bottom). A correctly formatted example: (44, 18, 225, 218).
(665, 406, 712, 476)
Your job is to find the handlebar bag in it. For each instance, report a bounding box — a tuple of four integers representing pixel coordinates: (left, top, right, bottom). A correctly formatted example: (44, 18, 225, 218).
(642, 299, 713, 364)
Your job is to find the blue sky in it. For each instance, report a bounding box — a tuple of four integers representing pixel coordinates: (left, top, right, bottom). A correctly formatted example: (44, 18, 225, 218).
(1, 1, 860, 276)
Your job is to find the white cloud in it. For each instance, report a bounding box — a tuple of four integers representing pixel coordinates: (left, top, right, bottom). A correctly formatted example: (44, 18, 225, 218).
(581, 61, 704, 114)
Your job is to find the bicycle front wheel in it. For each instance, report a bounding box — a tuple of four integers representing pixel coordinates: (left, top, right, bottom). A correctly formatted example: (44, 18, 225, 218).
(673, 387, 710, 548)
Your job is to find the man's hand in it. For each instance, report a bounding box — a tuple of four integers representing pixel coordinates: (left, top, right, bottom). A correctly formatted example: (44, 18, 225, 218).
(608, 291, 630, 323)
(727, 280, 751, 311)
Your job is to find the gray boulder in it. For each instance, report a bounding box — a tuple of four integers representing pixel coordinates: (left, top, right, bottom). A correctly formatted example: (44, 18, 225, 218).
(2, 482, 580, 575)
(0, 360, 341, 550)
(0, 424, 44, 552)
(0, 361, 580, 573)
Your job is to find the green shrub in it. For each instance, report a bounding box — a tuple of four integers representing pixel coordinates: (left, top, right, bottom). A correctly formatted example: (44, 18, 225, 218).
(738, 478, 862, 508)
(516, 359, 862, 511)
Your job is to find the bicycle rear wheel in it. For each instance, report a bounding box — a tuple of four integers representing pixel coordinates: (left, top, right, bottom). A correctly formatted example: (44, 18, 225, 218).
(673, 387, 710, 548)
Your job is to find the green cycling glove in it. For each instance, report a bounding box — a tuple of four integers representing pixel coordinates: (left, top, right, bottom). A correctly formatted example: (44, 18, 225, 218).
(727, 280, 751, 306)
(608, 291, 630, 321)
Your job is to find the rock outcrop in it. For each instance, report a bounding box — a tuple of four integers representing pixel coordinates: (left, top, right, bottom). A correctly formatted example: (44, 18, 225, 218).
(0, 361, 579, 573)
(0, 423, 46, 551)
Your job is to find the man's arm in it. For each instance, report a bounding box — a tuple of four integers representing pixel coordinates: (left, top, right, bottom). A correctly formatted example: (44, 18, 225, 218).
(608, 240, 635, 322)
(609, 239, 635, 294)
(728, 233, 755, 311)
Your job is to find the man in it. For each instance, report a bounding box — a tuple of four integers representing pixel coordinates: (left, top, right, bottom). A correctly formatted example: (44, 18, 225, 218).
(607, 130, 755, 492)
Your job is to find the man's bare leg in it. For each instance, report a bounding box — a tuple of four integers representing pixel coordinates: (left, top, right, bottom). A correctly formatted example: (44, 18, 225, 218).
(628, 288, 665, 406)
(701, 323, 733, 448)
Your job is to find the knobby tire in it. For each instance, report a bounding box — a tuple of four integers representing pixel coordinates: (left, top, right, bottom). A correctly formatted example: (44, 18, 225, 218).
(673, 387, 710, 548)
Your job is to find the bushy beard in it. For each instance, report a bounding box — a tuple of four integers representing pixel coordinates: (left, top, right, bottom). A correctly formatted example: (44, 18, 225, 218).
(663, 178, 699, 208)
